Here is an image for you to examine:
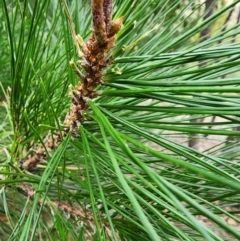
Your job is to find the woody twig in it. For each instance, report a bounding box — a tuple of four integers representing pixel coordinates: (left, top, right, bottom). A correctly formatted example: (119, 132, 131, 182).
(20, 0, 123, 171)
(18, 183, 119, 240)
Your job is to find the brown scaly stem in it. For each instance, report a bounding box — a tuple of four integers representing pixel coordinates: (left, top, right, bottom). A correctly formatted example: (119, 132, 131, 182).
(20, 0, 123, 171)
(18, 183, 120, 240)
(103, 0, 113, 33)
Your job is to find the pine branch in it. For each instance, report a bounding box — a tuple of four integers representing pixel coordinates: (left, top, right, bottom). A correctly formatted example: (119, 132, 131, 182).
(20, 0, 123, 171)
(18, 183, 120, 240)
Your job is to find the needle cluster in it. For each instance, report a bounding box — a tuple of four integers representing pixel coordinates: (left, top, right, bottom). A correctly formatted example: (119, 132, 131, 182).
(20, 0, 123, 171)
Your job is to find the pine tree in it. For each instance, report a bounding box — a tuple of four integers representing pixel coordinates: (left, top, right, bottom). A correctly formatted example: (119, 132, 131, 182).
(1, 0, 240, 240)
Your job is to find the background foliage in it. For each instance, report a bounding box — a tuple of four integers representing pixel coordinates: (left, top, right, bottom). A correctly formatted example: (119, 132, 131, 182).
(1, 0, 240, 240)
